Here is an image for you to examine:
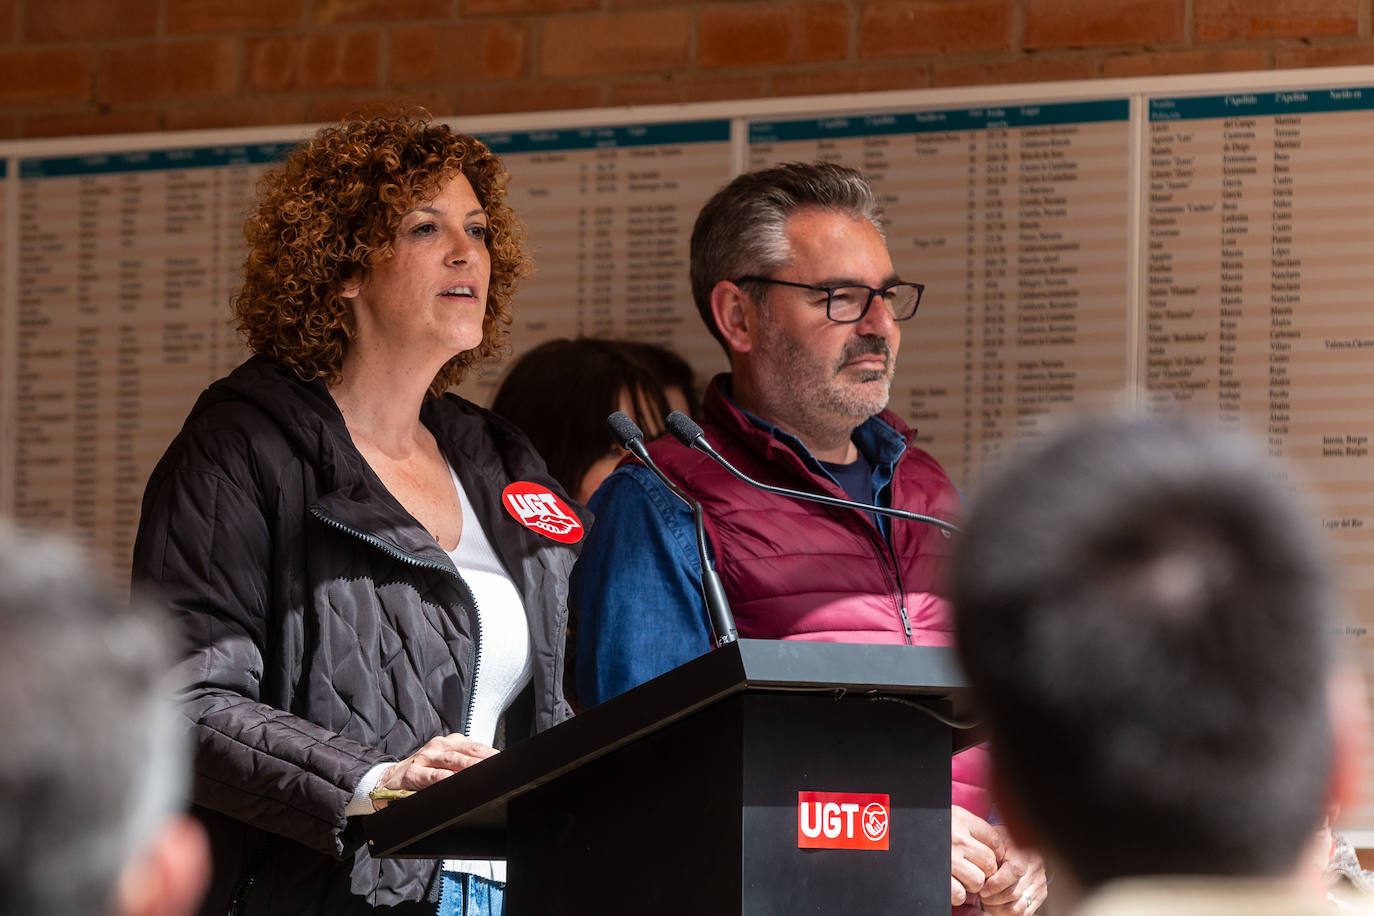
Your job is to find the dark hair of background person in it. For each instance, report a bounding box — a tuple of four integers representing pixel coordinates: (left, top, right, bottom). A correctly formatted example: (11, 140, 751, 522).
(0, 520, 190, 915)
(489, 337, 673, 498)
(951, 413, 1337, 889)
(235, 107, 532, 397)
(688, 161, 884, 349)
(490, 337, 680, 713)
(613, 338, 700, 418)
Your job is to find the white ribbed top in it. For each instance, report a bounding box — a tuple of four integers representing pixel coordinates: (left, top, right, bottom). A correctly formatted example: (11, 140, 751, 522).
(442, 463, 531, 884)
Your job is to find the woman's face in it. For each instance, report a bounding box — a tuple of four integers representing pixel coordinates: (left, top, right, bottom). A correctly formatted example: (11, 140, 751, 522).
(341, 172, 492, 370)
(575, 387, 652, 504)
(663, 385, 691, 418)
(577, 449, 623, 505)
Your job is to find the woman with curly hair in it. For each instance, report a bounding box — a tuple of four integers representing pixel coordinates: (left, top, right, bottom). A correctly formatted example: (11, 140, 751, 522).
(132, 109, 586, 916)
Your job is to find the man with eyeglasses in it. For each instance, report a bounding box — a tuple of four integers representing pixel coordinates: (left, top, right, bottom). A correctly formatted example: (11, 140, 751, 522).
(572, 161, 1045, 914)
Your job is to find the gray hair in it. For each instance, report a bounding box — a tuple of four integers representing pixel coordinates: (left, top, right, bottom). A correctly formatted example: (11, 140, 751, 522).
(0, 521, 185, 915)
(689, 161, 884, 348)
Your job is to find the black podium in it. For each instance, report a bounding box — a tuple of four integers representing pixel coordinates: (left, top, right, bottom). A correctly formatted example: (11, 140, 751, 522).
(364, 639, 975, 914)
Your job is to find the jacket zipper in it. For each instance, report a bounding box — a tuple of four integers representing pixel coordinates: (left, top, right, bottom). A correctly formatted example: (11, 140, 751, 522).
(878, 443, 917, 644)
(311, 509, 483, 736)
(227, 834, 272, 916)
(848, 505, 914, 645)
(228, 874, 255, 915)
(883, 526, 914, 644)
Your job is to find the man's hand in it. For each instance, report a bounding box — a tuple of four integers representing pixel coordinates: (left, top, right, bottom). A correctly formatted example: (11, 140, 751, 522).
(978, 826, 1048, 915)
(951, 805, 1005, 905)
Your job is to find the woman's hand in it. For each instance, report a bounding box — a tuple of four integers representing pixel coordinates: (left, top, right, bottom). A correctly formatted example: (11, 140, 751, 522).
(372, 733, 498, 809)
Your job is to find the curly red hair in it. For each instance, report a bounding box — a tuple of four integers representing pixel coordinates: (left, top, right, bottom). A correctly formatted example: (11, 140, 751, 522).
(235, 108, 531, 396)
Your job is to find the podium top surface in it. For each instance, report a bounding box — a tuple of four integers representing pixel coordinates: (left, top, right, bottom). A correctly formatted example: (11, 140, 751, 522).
(364, 639, 973, 858)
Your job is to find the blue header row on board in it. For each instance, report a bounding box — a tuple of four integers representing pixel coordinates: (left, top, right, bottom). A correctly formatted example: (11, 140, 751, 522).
(1150, 87, 1374, 121)
(17, 85, 1374, 179)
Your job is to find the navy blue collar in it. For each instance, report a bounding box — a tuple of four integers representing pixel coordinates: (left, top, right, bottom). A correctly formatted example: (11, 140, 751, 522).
(722, 385, 907, 521)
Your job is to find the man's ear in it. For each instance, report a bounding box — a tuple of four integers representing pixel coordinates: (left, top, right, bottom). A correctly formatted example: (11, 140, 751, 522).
(114, 815, 211, 916)
(710, 280, 757, 355)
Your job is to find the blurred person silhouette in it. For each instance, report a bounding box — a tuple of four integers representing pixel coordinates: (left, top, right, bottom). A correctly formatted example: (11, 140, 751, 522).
(952, 412, 1369, 916)
(490, 337, 682, 503)
(491, 336, 693, 709)
(0, 519, 209, 916)
(612, 338, 700, 419)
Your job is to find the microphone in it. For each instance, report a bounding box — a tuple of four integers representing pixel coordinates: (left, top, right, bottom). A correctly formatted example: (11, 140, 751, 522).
(664, 410, 960, 536)
(606, 411, 738, 647)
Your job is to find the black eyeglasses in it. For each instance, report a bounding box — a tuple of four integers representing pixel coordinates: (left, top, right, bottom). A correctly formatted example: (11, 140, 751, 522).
(734, 276, 924, 323)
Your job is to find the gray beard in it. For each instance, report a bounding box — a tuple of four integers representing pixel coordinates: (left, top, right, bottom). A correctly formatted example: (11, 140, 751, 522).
(759, 327, 895, 440)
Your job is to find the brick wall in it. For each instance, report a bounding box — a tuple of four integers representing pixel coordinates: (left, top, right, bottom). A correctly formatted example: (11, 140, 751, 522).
(2, 0, 1372, 138)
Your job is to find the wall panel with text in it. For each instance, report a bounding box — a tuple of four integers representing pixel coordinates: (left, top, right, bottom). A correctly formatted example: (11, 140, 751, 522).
(3, 68, 1374, 830)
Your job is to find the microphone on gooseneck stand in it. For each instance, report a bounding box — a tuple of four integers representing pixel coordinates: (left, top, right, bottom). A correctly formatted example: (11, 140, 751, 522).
(606, 411, 738, 647)
(663, 410, 961, 536)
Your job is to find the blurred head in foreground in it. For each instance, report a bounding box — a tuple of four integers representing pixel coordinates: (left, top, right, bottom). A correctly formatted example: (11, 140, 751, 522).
(0, 521, 208, 916)
(952, 413, 1365, 904)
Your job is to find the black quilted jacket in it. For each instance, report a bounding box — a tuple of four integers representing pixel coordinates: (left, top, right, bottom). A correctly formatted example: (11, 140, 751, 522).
(132, 356, 583, 915)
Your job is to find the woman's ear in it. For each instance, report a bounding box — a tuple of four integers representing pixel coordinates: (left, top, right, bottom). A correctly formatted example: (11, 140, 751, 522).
(339, 267, 364, 300)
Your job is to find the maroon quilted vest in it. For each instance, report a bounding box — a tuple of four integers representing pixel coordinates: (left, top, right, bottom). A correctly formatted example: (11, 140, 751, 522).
(646, 377, 989, 815)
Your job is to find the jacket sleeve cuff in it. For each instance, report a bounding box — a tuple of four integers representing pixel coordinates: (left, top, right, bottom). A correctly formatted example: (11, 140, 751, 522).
(344, 761, 394, 817)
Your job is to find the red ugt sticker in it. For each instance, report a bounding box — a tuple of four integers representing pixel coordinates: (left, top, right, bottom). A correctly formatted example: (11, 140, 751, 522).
(502, 482, 584, 544)
(797, 791, 890, 850)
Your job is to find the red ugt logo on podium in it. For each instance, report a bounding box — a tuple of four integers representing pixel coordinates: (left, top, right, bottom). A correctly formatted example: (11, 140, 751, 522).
(797, 791, 890, 850)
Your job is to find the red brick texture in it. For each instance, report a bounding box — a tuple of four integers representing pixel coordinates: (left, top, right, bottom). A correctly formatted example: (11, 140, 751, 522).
(932, 56, 1098, 86)
(101, 40, 238, 104)
(0, 0, 16, 45)
(454, 82, 602, 115)
(1102, 47, 1270, 77)
(1024, 0, 1185, 48)
(539, 10, 690, 77)
(306, 90, 453, 123)
(1273, 42, 1374, 68)
(162, 98, 310, 132)
(771, 63, 933, 97)
(167, 0, 305, 34)
(313, 0, 452, 26)
(247, 32, 382, 92)
(697, 4, 850, 68)
(26, 0, 157, 42)
(22, 108, 162, 138)
(464, 0, 598, 14)
(1194, 0, 1358, 41)
(390, 22, 529, 85)
(860, 0, 1013, 56)
(0, 49, 90, 104)
(6, 0, 1374, 139)
(609, 74, 769, 106)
